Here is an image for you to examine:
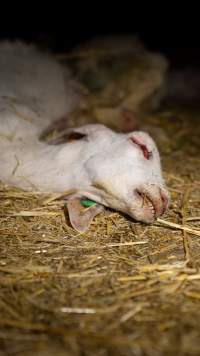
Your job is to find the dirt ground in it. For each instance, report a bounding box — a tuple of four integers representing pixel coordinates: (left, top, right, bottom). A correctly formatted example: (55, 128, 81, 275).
(0, 106, 199, 356)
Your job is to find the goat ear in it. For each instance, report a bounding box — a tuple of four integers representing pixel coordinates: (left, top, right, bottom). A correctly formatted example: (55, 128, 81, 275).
(48, 131, 87, 145)
(65, 196, 104, 232)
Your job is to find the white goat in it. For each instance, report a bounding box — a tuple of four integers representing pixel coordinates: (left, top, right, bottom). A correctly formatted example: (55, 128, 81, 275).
(0, 42, 169, 231)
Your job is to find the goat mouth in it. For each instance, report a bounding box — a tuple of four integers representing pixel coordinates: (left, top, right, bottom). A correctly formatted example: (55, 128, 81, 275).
(144, 195, 157, 218)
(136, 190, 157, 219)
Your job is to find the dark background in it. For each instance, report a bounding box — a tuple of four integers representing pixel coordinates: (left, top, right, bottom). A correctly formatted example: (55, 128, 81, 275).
(0, 5, 199, 68)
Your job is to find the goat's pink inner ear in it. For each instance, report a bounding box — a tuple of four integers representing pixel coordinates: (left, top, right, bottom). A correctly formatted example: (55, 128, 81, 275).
(130, 136, 152, 160)
(48, 131, 87, 145)
(67, 132, 87, 142)
(65, 197, 104, 232)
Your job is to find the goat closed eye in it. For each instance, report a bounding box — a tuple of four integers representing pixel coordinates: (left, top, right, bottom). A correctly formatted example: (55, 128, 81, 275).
(130, 136, 152, 160)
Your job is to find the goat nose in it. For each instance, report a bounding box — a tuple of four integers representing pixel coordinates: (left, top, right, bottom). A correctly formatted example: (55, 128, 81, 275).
(160, 188, 169, 212)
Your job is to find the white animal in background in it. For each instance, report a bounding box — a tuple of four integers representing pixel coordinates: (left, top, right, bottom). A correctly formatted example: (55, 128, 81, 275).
(64, 35, 169, 132)
(0, 42, 169, 232)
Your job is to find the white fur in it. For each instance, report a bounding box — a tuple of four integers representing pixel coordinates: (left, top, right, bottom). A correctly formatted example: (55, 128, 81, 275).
(0, 42, 169, 223)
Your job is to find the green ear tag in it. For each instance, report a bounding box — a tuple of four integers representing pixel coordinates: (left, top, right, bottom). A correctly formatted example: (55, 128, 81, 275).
(81, 199, 97, 207)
